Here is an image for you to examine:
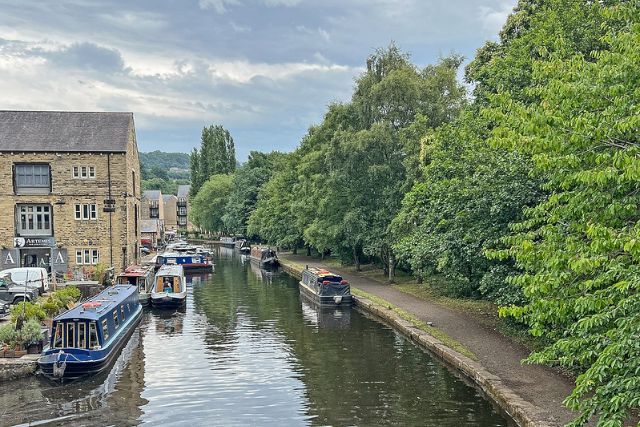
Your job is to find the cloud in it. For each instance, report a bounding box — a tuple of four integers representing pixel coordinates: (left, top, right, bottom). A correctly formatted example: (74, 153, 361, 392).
(478, 1, 515, 38)
(46, 42, 125, 72)
(198, 0, 240, 13)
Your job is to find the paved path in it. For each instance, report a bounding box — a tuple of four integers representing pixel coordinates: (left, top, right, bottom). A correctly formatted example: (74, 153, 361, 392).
(280, 253, 578, 426)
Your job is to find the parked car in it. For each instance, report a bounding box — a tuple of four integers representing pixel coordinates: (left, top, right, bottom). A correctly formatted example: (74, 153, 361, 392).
(0, 275, 38, 305)
(0, 267, 49, 293)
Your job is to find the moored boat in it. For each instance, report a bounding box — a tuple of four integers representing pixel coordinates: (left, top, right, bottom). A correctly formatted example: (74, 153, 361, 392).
(38, 284, 142, 381)
(116, 265, 154, 306)
(249, 246, 279, 269)
(299, 267, 352, 306)
(150, 264, 187, 309)
(155, 252, 213, 272)
(220, 236, 235, 248)
(236, 239, 251, 254)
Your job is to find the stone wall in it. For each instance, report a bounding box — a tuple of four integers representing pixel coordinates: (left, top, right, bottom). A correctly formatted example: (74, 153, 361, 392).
(0, 139, 140, 273)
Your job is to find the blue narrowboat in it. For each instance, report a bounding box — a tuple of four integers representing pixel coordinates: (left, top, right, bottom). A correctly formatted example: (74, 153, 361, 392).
(38, 284, 142, 381)
(155, 252, 213, 272)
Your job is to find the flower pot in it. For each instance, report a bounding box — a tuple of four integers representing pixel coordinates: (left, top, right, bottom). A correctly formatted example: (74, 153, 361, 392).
(27, 342, 43, 354)
(14, 349, 27, 358)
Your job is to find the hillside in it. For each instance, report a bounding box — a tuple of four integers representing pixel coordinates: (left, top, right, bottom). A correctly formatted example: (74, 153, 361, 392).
(139, 150, 190, 170)
(140, 150, 191, 194)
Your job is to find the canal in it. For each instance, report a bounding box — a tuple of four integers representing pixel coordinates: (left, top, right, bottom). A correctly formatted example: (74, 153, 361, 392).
(0, 248, 512, 426)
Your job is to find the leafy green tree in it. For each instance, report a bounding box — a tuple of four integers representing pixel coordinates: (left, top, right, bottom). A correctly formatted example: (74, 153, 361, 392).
(247, 153, 302, 248)
(392, 113, 540, 301)
(487, 2, 640, 424)
(190, 174, 233, 233)
(190, 125, 236, 196)
(222, 151, 285, 236)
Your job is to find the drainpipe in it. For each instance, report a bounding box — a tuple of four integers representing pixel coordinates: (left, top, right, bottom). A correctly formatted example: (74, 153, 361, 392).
(108, 153, 113, 267)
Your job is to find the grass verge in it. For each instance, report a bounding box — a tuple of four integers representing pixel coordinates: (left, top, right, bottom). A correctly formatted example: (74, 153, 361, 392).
(351, 287, 477, 360)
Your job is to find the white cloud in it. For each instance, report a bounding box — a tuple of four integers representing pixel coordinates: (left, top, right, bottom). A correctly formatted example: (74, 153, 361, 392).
(478, 1, 515, 38)
(198, 0, 240, 13)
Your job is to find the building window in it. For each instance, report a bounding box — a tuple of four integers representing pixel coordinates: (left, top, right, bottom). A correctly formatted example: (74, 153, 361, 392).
(17, 204, 52, 236)
(178, 217, 187, 226)
(178, 207, 187, 216)
(150, 207, 159, 218)
(74, 204, 97, 220)
(75, 248, 99, 265)
(72, 166, 95, 179)
(15, 164, 50, 194)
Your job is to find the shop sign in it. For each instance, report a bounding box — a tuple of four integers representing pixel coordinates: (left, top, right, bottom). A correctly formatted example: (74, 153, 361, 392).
(0, 249, 20, 270)
(50, 248, 68, 273)
(13, 237, 56, 248)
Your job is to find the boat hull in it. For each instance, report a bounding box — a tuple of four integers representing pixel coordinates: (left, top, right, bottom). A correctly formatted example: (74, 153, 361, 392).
(249, 256, 279, 269)
(150, 294, 186, 309)
(299, 281, 352, 306)
(139, 293, 151, 306)
(38, 307, 142, 381)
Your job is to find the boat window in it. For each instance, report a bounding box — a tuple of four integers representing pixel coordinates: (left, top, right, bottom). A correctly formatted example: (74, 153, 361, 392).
(66, 322, 75, 348)
(156, 277, 165, 292)
(53, 322, 63, 348)
(102, 319, 109, 341)
(89, 321, 99, 349)
(113, 310, 119, 329)
(78, 322, 87, 349)
(121, 305, 125, 321)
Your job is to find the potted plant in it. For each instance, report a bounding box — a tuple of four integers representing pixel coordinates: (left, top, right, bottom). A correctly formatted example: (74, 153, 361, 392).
(0, 323, 18, 358)
(20, 318, 44, 354)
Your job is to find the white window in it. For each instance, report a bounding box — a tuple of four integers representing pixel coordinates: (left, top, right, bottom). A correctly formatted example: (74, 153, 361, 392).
(15, 164, 50, 193)
(17, 204, 52, 236)
(75, 249, 99, 265)
(72, 166, 95, 179)
(74, 204, 97, 220)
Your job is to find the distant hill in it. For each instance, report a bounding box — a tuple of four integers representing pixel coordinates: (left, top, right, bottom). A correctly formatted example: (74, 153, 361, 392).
(139, 150, 190, 170)
(140, 151, 191, 194)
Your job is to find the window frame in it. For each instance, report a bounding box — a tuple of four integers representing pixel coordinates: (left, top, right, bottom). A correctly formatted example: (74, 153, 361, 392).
(16, 204, 52, 236)
(15, 163, 51, 192)
(75, 248, 99, 265)
(74, 203, 98, 220)
(72, 165, 96, 179)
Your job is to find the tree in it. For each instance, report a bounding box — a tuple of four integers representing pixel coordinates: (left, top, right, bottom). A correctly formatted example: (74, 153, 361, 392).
(189, 174, 233, 233)
(487, 2, 640, 424)
(222, 151, 285, 236)
(190, 125, 236, 196)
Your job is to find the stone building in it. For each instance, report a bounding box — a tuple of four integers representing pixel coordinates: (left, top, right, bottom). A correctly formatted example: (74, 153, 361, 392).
(163, 194, 178, 233)
(176, 184, 191, 231)
(141, 190, 164, 246)
(0, 111, 141, 276)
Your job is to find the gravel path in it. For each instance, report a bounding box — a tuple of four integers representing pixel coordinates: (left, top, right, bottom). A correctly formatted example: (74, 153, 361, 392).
(281, 254, 579, 426)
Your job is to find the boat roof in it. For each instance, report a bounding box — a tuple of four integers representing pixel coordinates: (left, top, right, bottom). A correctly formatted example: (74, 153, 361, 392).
(305, 267, 342, 278)
(156, 264, 184, 276)
(158, 252, 199, 258)
(55, 285, 137, 321)
(117, 265, 153, 277)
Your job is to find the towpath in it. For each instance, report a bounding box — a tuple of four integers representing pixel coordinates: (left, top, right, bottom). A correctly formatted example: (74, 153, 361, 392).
(279, 253, 578, 427)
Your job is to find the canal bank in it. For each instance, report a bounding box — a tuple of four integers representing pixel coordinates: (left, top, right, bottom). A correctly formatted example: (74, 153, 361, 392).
(279, 254, 578, 427)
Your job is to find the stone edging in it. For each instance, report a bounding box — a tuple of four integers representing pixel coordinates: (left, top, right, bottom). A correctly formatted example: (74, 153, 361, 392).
(0, 354, 39, 382)
(279, 260, 552, 427)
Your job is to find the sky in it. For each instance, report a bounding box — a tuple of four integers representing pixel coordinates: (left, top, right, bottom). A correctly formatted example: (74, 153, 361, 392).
(0, 0, 517, 160)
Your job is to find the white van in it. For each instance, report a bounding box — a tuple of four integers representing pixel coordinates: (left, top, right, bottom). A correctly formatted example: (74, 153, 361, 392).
(0, 267, 50, 293)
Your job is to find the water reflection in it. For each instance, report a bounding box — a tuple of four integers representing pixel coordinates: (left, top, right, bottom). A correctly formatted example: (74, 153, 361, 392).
(0, 253, 512, 427)
(300, 297, 351, 329)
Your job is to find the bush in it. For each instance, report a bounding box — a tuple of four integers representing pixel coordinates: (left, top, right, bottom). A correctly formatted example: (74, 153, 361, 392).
(10, 301, 46, 323)
(0, 323, 19, 347)
(54, 286, 81, 307)
(41, 296, 64, 318)
(19, 318, 43, 346)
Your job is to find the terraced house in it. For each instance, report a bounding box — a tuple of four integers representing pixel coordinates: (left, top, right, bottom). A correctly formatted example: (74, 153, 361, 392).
(0, 111, 141, 277)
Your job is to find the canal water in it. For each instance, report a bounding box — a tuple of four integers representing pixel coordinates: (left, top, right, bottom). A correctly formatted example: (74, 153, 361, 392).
(0, 248, 512, 426)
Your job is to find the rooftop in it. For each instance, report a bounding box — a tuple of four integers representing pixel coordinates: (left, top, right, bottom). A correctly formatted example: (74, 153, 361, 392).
(55, 284, 137, 321)
(141, 219, 159, 233)
(142, 190, 162, 201)
(177, 185, 190, 198)
(0, 111, 134, 152)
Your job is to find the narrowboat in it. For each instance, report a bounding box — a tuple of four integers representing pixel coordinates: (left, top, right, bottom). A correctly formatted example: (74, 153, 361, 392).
(38, 284, 142, 381)
(116, 265, 154, 306)
(249, 246, 279, 269)
(220, 236, 236, 248)
(236, 239, 251, 254)
(155, 252, 213, 272)
(299, 267, 352, 306)
(150, 264, 187, 309)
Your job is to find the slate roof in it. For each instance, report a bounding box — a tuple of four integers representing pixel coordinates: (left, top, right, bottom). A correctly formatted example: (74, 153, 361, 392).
(163, 195, 177, 203)
(142, 190, 161, 201)
(140, 219, 159, 233)
(177, 185, 190, 198)
(0, 111, 133, 152)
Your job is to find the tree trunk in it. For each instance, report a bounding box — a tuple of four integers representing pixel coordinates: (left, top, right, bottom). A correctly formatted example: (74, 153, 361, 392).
(353, 246, 361, 272)
(306, 245, 311, 256)
(416, 275, 423, 284)
(388, 252, 395, 283)
(292, 246, 298, 255)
